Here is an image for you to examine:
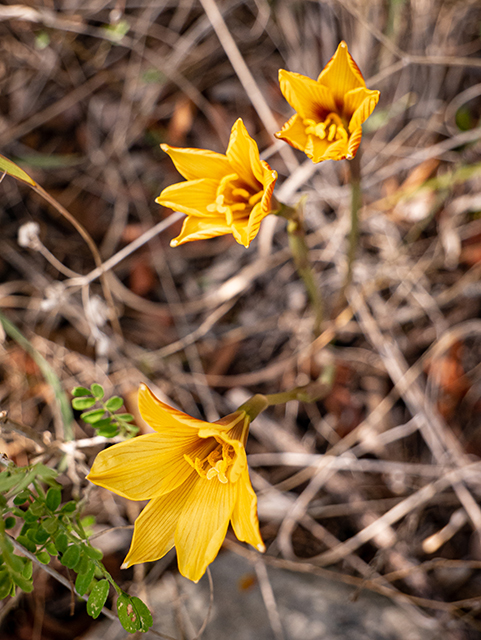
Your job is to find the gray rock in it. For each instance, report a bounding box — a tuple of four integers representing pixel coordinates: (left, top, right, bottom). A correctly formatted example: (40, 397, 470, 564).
(82, 549, 443, 639)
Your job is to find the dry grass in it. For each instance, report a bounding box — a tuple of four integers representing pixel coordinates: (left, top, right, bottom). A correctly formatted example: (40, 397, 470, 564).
(1, 0, 481, 637)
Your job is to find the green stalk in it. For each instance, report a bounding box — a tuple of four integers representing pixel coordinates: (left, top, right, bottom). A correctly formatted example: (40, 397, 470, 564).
(276, 200, 323, 335)
(237, 369, 335, 420)
(346, 151, 362, 288)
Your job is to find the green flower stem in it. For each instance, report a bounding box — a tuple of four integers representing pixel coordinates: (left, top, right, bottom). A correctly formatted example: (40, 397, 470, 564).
(239, 370, 334, 420)
(345, 151, 362, 291)
(239, 394, 269, 422)
(276, 200, 323, 336)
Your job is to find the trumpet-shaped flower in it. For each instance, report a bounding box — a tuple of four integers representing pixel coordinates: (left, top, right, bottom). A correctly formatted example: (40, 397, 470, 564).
(275, 41, 380, 163)
(87, 384, 265, 582)
(156, 118, 278, 248)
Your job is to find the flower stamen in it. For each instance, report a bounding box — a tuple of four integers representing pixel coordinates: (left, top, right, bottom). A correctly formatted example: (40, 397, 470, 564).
(248, 191, 263, 206)
(304, 112, 348, 144)
(185, 438, 236, 484)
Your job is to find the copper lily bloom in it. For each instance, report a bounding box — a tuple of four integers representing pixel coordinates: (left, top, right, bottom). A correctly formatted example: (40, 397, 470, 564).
(87, 384, 265, 583)
(275, 41, 380, 163)
(156, 118, 277, 248)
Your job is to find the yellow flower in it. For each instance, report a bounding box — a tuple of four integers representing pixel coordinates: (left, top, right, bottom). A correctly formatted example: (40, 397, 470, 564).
(156, 118, 278, 248)
(274, 41, 380, 163)
(86, 384, 265, 583)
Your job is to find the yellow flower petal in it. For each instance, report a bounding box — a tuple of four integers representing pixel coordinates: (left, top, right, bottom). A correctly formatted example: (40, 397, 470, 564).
(346, 126, 363, 160)
(138, 384, 208, 432)
(347, 88, 380, 132)
(278, 69, 337, 120)
(160, 144, 231, 181)
(170, 214, 234, 247)
(311, 136, 349, 162)
(87, 433, 200, 500)
(317, 41, 366, 105)
(304, 134, 330, 162)
(259, 161, 278, 214)
(155, 179, 218, 217)
(175, 476, 237, 582)
(245, 202, 267, 245)
(231, 468, 265, 552)
(122, 473, 198, 568)
(274, 113, 310, 153)
(226, 118, 264, 191)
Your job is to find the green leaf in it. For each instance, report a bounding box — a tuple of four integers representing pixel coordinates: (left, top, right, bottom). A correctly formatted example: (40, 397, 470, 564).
(84, 545, 103, 561)
(11, 571, 33, 593)
(80, 409, 106, 424)
(96, 424, 119, 438)
(60, 501, 76, 514)
(35, 551, 51, 565)
(42, 516, 58, 534)
(115, 413, 134, 422)
(34, 528, 50, 545)
(90, 384, 105, 400)
(80, 515, 95, 529)
(87, 579, 109, 619)
(89, 417, 112, 430)
(24, 507, 39, 523)
(28, 500, 44, 517)
(61, 545, 81, 569)
(75, 562, 95, 596)
(117, 593, 153, 633)
(46, 542, 58, 556)
(13, 490, 31, 506)
(72, 397, 96, 410)
(0, 152, 36, 186)
(4, 517, 15, 529)
(75, 552, 90, 575)
(13, 469, 38, 495)
(3, 551, 23, 573)
(17, 536, 36, 554)
(22, 560, 33, 580)
(33, 464, 58, 483)
(0, 571, 12, 599)
(0, 472, 20, 493)
(26, 526, 39, 541)
(105, 396, 124, 412)
(46, 487, 62, 512)
(54, 532, 68, 554)
(14, 153, 82, 169)
(72, 387, 91, 397)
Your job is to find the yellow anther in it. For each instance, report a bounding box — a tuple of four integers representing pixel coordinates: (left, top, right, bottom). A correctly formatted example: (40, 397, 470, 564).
(304, 112, 348, 144)
(232, 188, 250, 199)
(186, 439, 236, 484)
(248, 191, 263, 206)
(231, 203, 247, 212)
